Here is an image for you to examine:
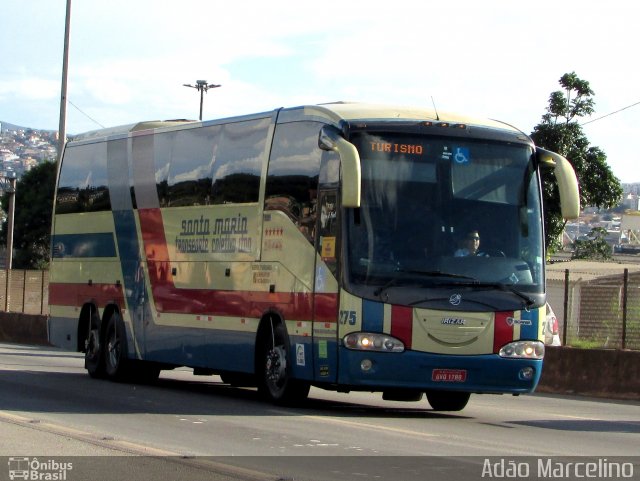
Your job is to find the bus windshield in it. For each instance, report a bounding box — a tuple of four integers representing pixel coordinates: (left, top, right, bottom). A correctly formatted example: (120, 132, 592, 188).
(345, 132, 544, 303)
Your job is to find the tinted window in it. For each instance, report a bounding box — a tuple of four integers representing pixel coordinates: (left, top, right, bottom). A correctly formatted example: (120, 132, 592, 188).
(56, 142, 111, 214)
(153, 118, 269, 207)
(210, 118, 270, 204)
(265, 121, 323, 243)
(164, 127, 220, 207)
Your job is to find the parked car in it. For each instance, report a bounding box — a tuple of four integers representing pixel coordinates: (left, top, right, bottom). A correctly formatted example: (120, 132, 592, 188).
(544, 303, 562, 346)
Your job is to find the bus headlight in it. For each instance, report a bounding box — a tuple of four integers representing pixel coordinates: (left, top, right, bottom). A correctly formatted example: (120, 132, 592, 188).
(499, 341, 544, 359)
(343, 332, 404, 352)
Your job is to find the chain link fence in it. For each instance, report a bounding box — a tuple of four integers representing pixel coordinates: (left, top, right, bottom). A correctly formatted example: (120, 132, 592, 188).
(547, 263, 640, 350)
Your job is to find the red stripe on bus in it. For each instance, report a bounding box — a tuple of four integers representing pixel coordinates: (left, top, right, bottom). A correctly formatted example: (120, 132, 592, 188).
(50, 282, 338, 323)
(493, 311, 515, 353)
(391, 305, 413, 349)
(49, 282, 124, 308)
(313, 292, 339, 323)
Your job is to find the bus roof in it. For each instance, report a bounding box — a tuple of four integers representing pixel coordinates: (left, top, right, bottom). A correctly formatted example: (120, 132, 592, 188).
(298, 102, 523, 133)
(68, 102, 524, 143)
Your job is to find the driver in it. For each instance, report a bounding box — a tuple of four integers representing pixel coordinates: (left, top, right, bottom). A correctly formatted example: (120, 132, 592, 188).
(454, 230, 484, 257)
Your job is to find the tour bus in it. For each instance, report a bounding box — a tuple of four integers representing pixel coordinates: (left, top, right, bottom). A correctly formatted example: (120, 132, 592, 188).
(48, 102, 579, 411)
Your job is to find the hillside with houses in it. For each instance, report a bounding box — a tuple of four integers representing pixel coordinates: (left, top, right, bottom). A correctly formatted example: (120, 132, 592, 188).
(0, 121, 58, 181)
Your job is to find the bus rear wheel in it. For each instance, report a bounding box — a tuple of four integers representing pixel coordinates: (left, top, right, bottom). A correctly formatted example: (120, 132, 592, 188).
(426, 391, 470, 411)
(85, 327, 105, 378)
(104, 313, 129, 380)
(257, 322, 309, 405)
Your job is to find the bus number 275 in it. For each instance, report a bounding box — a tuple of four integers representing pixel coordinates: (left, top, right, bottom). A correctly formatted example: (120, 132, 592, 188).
(339, 310, 357, 325)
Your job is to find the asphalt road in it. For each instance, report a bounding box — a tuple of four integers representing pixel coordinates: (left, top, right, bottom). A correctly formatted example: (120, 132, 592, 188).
(1, 343, 639, 481)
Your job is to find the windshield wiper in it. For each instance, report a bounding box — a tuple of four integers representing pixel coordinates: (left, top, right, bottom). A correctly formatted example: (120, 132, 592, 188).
(480, 282, 536, 309)
(440, 280, 535, 308)
(408, 280, 535, 309)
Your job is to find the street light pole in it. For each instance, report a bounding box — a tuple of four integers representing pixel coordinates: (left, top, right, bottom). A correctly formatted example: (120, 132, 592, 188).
(58, 0, 71, 163)
(183, 80, 221, 120)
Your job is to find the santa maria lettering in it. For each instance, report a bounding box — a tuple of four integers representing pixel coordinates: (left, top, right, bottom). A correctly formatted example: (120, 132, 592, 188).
(175, 213, 252, 254)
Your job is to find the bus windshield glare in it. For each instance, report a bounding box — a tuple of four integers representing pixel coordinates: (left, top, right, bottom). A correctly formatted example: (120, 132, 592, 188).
(346, 132, 544, 305)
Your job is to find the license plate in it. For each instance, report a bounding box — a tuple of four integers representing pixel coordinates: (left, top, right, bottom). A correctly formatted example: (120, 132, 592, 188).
(432, 369, 467, 382)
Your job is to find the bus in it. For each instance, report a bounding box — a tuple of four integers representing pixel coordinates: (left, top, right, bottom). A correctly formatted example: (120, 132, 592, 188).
(48, 102, 579, 411)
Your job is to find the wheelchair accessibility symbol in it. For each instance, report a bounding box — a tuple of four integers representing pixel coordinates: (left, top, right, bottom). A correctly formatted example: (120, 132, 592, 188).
(454, 147, 470, 164)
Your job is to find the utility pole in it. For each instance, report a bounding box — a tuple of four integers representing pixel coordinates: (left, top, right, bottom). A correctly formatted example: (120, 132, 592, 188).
(58, 0, 72, 163)
(3, 174, 16, 270)
(183, 80, 221, 120)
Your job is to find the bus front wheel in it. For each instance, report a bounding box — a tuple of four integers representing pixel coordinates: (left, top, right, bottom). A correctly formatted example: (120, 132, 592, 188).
(257, 322, 310, 405)
(426, 391, 470, 411)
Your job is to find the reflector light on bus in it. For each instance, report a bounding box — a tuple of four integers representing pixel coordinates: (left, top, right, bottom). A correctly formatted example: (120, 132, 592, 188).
(343, 333, 405, 352)
(498, 341, 544, 359)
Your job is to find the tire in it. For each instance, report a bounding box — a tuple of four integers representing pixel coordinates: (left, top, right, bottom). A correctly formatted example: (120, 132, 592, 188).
(426, 391, 471, 411)
(84, 313, 105, 379)
(103, 312, 129, 380)
(257, 321, 310, 405)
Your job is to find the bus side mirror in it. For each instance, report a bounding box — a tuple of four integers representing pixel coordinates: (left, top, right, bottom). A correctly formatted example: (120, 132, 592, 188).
(536, 147, 580, 220)
(319, 126, 361, 208)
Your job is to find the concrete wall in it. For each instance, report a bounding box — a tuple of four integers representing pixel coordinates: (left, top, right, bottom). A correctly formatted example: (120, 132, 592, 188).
(537, 346, 640, 401)
(0, 312, 50, 346)
(1, 313, 638, 401)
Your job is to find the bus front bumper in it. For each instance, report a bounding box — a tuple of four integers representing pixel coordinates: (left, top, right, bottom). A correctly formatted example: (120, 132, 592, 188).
(337, 348, 543, 394)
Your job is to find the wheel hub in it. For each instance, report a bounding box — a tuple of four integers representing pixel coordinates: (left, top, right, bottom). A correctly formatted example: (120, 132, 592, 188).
(266, 346, 287, 383)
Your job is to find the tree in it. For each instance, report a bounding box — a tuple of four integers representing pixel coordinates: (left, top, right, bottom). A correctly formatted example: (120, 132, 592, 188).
(530, 72, 622, 252)
(0, 161, 57, 269)
(572, 227, 613, 260)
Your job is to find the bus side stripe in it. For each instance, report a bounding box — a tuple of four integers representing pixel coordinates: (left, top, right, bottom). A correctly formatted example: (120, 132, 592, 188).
(112, 209, 148, 313)
(49, 281, 336, 322)
(49, 282, 124, 307)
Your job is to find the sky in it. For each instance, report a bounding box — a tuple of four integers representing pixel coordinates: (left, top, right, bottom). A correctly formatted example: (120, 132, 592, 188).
(1, 0, 639, 182)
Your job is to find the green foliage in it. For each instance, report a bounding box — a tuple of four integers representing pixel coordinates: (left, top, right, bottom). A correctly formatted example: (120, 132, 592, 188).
(531, 72, 623, 252)
(572, 227, 613, 260)
(0, 161, 56, 269)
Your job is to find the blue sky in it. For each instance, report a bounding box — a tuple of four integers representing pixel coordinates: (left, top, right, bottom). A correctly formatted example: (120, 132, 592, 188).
(1, 0, 639, 182)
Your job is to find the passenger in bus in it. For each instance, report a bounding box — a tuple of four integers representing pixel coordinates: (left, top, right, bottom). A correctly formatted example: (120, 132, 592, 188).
(454, 230, 484, 256)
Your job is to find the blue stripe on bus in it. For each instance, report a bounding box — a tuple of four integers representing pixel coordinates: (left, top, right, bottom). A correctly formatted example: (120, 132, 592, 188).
(112, 210, 145, 310)
(362, 299, 384, 332)
(51, 233, 116, 258)
(520, 308, 539, 340)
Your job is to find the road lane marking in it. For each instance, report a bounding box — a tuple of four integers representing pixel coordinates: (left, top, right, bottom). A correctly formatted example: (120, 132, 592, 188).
(291, 412, 439, 439)
(0, 410, 274, 481)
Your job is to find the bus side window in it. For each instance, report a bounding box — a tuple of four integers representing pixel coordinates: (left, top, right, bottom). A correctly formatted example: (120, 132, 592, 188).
(265, 121, 323, 244)
(56, 142, 111, 214)
(164, 126, 219, 207)
(210, 118, 269, 204)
